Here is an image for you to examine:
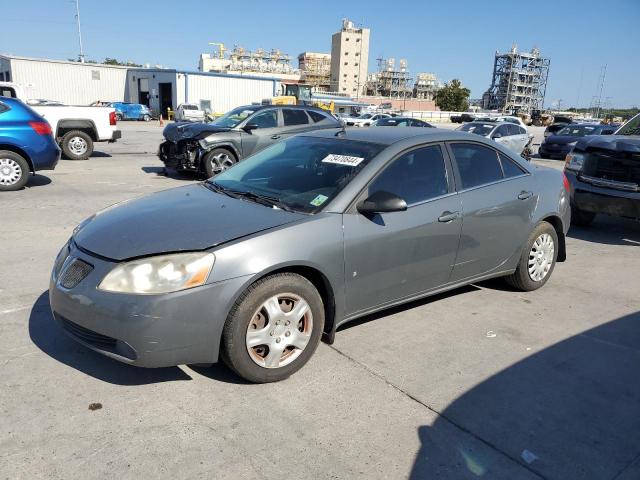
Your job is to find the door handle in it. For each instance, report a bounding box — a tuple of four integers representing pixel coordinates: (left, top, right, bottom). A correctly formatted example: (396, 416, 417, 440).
(438, 211, 459, 223)
(271, 134, 281, 140)
(518, 191, 533, 200)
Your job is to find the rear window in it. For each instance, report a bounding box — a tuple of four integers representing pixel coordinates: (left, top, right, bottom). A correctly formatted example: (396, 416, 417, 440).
(558, 125, 598, 137)
(283, 109, 309, 126)
(459, 123, 495, 136)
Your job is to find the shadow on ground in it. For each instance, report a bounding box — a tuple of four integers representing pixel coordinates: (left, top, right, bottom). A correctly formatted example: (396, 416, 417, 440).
(26, 174, 52, 188)
(141, 166, 198, 181)
(410, 311, 640, 479)
(29, 291, 192, 385)
(568, 215, 640, 246)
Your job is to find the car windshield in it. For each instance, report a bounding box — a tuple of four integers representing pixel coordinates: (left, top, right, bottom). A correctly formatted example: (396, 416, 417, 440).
(616, 114, 640, 135)
(557, 125, 598, 136)
(208, 136, 385, 214)
(358, 114, 373, 119)
(211, 106, 259, 128)
(183, 105, 198, 110)
(459, 123, 495, 136)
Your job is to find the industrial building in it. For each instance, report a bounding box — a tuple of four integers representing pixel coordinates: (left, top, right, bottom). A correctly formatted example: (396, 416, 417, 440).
(366, 57, 412, 98)
(482, 45, 550, 113)
(1, 54, 279, 117)
(413, 73, 440, 101)
(330, 19, 370, 97)
(298, 52, 331, 91)
(198, 44, 300, 82)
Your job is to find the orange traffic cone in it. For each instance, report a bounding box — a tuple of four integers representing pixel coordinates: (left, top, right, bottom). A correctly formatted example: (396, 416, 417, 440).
(159, 114, 164, 127)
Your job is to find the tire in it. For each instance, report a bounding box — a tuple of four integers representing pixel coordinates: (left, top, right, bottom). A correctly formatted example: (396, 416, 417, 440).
(143, 114, 151, 122)
(505, 221, 558, 291)
(203, 148, 237, 178)
(61, 130, 94, 160)
(0, 150, 30, 191)
(221, 273, 325, 383)
(571, 206, 595, 227)
(538, 151, 548, 159)
(115, 113, 123, 121)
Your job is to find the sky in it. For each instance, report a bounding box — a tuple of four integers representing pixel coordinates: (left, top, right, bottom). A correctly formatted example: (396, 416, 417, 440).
(1, 0, 639, 108)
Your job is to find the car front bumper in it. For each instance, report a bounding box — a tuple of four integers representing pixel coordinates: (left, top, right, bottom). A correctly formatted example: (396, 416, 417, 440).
(566, 170, 640, 220)
(49, 242, 251, 367)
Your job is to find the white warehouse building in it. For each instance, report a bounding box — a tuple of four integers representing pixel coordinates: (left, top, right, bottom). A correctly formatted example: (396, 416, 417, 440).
(0, 54, 279, 117)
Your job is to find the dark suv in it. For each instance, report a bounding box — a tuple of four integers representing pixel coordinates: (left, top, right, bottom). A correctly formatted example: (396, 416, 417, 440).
(564, 114, 640, 225)
(158, 105, 341, 177)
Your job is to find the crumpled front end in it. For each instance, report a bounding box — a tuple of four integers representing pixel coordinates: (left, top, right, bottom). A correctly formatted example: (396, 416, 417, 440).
(158, 139, 202, 171)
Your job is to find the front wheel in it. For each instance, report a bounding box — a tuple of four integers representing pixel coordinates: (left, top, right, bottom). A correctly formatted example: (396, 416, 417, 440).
(0, 151, 30, 191)
(221, 273, 325, 383)
(505, 222, 558, 291)
(61, 130, 93, 160)
(203, 148, 237, 178)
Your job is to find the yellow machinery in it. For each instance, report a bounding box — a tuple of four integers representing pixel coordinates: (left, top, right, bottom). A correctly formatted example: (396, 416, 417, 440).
(262, 83, 335, 113)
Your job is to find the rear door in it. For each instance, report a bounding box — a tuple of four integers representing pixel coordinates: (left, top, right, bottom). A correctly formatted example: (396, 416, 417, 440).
(343, 144, 462, 315)
(239, 108, 280, 157)
(447, 142, 535, 282)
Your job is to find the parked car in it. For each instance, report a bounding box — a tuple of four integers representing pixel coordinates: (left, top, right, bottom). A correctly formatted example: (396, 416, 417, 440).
(175, 103, 205, 122)
(159, 104, 341, 177)
(51, 127, 569, 383)
(1, 82, 121, 160)
(457, 121, 530, 154)
(564, 113, 640, 225)
(110, 102, 153, 122)
(343, 113, 391, 127)
(450, 113, 475, 123)
(0, 97, 60, 191)
(539, 123, 617, 159)
(372, 117, 433, 128)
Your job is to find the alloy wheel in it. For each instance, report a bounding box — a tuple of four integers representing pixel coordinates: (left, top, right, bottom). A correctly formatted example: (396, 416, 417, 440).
(245, 293, 313, 369)
(210, 153, 234, 174)
(528, 233, 555, 282)
(0, 158, 23, 186)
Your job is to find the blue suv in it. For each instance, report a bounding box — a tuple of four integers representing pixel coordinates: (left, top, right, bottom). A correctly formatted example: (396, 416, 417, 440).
(0, 97, 60, 191)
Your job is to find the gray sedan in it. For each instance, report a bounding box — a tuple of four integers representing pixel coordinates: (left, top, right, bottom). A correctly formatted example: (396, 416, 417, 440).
(50, 128, 570, 383)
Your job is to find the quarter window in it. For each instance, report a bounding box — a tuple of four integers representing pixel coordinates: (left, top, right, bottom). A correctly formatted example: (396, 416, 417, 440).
(283, 109, 309, 126)
(451, 143, 504, 189)
(250, 110, 277, 128)
(0, 102, 8, 114)
(499, 153, 526, 178)
(307, 110, 328, 123)
(369, 145, 449, 205)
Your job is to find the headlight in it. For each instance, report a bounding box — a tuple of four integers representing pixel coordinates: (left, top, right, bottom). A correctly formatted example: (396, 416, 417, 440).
(565, 151, 586, 172)
(98, 252, 215, 294)
(567, 141, 578, 147)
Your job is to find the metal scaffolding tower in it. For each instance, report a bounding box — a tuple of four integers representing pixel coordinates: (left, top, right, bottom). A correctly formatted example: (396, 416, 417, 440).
(482, 44, 550, 114)
(366, 57, 413, 98)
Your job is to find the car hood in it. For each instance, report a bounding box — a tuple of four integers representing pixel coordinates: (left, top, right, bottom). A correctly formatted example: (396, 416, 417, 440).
(574, 135, 640, 153)
(163, 122, 231, 142)
(74, 184, 306, 261)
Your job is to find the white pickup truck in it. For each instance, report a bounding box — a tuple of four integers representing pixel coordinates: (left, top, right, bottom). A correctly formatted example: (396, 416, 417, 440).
(0, 82, 121, 160)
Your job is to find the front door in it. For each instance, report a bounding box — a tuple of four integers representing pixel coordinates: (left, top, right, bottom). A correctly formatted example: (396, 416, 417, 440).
(447, 142, 536, 282)
(343, 144, 462, 316)
(158, 83, 173, 120)
(239, 108, 280, 157)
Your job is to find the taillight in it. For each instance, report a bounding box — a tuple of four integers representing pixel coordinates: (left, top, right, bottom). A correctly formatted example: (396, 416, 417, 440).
(109, 111, 117, 126)
(562, 172, 570, 192)
(29, 121, 52, 135)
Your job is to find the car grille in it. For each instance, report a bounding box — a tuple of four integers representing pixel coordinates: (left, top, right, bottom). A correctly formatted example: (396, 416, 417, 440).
(584, 150, 640, 186)
(57, 314, 117, 348)
(59, 258, 93, 289)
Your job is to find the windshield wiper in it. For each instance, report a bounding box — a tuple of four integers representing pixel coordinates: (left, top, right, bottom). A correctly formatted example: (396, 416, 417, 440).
(203, 181, 241, 199)
(228, 190, 296, 212)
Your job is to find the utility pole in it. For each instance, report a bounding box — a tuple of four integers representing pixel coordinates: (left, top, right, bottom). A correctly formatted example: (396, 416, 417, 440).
(75, 0, 85, 63)
(595, 64, 607, 119)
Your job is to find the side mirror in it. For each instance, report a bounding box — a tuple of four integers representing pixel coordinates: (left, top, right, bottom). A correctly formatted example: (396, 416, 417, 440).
(243, 123, 259, 132)
(357, 190, 407, 215)
(492, 132, 503, 139)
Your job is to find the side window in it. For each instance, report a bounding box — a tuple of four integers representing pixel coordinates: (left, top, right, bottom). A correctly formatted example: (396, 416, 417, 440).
(308, 110, 328, 123)
(0, 102, 8, 114)
(519, 126, 527, 135)
(283, 109, 309, 126)
(250, 110, 277, 128)
(496, 124, 512, 136)
(369, 145, 449, 205)
(499, 153, 526, 178)
(451, 143, 503, 189)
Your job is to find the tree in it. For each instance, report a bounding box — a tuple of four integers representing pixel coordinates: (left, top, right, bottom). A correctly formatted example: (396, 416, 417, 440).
(435, 79, 471, 112)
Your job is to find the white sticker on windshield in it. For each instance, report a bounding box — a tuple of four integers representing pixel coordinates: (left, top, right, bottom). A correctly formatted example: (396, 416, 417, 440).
(322, 154, 365, 167)
(310, 194, 328, 207)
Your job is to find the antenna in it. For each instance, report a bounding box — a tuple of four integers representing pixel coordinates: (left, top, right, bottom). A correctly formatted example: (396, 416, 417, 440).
(74, 0, 85, 63)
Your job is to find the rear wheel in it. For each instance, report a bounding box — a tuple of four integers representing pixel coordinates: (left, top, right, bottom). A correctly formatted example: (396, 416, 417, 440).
(505, 221, 558, 291)
(115, 113, 123, 121)
(0, 151, 29, 191)
(61, 130, 93, 160)
(571, 206, 595, 227)
(221, 273, 324, 383)
(143, 114, 151, 122)
(203, 148, 236, 178)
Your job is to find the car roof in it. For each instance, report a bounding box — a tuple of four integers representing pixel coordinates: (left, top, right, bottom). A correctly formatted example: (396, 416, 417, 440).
(302, 126, 480, 145)
(236, 104, 333, 114)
